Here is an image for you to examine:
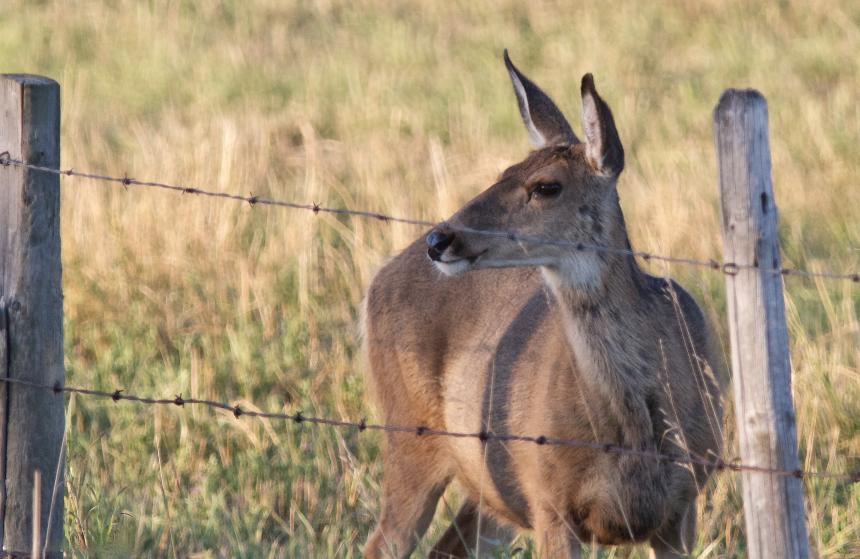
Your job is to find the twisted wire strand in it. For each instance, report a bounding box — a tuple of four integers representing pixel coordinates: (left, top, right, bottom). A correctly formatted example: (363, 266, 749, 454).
(2, 154, 857, 284)
(1, 376, 856, 484)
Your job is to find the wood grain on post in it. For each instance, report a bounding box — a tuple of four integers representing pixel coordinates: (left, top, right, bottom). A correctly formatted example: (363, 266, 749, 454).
(0, 75, 64, 557)
(714, 89, 810, 559)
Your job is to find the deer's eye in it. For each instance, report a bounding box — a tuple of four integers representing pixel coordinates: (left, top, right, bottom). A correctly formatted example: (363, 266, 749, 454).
(532, 182, 562, 199)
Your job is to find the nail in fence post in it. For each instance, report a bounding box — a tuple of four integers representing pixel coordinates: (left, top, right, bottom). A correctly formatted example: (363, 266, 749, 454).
(0, 75, 64, 557)
(714, 89, 810, 558)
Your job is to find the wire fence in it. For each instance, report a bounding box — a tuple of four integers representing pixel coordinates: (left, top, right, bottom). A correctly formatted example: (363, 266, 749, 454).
(1, 376, 857, 484)
(1, 146, 859, 559)
(2, 153, 858, 284)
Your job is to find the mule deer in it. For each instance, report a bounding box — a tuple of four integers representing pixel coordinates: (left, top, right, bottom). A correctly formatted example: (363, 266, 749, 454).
(363, 51, 723, 558)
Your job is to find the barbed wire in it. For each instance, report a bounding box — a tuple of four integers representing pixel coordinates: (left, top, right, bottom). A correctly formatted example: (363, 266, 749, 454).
(1, 153, 858, 284)
(0, 153, 434, 227)
(1, 376, 856, 484)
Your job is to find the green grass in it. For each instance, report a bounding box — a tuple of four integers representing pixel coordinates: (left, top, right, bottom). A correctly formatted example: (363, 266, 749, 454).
(3, 0, 859, 556)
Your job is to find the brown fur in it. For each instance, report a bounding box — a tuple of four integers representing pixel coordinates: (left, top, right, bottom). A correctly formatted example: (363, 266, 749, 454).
(363, 55, 722, 558)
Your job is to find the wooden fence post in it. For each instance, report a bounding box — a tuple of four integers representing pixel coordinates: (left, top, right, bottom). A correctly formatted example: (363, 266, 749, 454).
(714, 89, 810, 558)
(0, 75, 64, 557)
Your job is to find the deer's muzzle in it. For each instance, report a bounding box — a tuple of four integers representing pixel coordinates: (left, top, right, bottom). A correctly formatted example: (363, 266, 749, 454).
(426, 228, 456, 262)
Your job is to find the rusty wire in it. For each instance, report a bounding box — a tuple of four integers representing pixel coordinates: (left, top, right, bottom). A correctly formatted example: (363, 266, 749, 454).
(1, 154, 858, 284)
(0, 153, 433, 227)
(1, 376, 856, 485)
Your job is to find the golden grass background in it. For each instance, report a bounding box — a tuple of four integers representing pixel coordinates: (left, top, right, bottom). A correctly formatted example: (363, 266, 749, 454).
(3, 0, 859, 556)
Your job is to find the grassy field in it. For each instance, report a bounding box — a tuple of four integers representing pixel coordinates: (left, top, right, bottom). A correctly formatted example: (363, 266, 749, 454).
(3, 0, 859, 556)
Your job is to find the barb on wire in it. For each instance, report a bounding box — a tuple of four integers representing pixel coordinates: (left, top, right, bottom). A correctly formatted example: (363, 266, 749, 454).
(2, 155, 858, 284)
(1, 376, 857, 484)
(0, 154, 434, 228)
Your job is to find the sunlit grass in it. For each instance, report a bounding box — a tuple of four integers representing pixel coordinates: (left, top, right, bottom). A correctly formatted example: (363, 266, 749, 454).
(3, 0, 859, 556)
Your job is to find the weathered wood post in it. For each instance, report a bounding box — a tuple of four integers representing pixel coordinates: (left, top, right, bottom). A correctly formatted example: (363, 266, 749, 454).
(0, 75, 64, 557)
(714, 89, 810, 558)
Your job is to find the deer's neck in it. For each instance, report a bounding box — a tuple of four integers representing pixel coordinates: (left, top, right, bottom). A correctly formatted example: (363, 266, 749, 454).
(541, 251, 658, 447)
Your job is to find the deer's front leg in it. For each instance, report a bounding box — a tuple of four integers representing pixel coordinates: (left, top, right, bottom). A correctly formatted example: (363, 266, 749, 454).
(364, 433, 451, 559)
(534, 507, 583, 559)
(649, 501, 696, 558)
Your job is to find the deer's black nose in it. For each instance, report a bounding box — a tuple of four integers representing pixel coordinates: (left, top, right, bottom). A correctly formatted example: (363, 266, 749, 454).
(426, 229, 455, 261)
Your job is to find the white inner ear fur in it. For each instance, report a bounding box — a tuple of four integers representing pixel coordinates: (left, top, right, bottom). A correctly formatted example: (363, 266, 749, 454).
(509, 69, 547, 149)
(580, 91, 605, 169)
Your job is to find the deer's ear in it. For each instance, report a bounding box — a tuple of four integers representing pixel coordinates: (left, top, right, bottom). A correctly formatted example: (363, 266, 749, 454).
(504, 50, 579, 148)
(580, 73, 624, 176)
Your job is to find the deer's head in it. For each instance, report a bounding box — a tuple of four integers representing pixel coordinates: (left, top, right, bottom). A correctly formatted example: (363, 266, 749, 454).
(427, 51, 627, 290)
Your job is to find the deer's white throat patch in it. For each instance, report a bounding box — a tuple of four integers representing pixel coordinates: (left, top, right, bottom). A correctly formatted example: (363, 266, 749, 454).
(541, 252, 603, 293)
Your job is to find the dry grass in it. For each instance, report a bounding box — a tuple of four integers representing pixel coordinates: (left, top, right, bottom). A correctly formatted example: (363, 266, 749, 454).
(3, 0, 859, 556)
